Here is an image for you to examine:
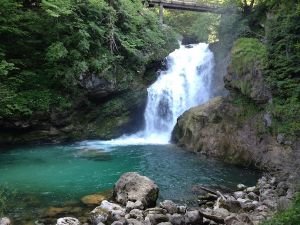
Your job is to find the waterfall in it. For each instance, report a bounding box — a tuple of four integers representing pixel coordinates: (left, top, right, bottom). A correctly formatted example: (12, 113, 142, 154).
(142, 43, 214, 143)
(79, 43, 214, 148)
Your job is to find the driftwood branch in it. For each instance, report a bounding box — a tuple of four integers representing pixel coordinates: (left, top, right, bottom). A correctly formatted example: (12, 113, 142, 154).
(198, 186, 226, 200)
(198, 186, 219, 196)
(217, 191, 226, 201)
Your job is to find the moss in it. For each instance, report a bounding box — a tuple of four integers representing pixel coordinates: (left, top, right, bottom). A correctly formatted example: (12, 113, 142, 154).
(231, 93, 261, 122)
(231, 38, 266, 76)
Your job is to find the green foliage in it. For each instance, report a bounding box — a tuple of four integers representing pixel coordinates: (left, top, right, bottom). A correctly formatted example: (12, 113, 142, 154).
(263, 2, 300, 136)
(0, 0, 177, 119)
(231, 38, 266, 75)
(231, 94, 261, 121)
(267, 97, 300, 136)
(261, 193, 300, 225)
(164, 11, 219, 43)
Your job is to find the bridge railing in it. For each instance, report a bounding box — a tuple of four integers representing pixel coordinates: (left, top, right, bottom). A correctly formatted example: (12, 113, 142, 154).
(148, 0, 220, 9)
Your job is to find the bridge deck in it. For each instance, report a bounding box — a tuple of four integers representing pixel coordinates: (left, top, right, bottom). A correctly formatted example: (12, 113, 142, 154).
(147, 0, 220, 13)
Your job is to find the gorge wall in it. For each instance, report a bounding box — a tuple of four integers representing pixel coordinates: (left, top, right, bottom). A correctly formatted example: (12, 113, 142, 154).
(172, 38, 299, 172)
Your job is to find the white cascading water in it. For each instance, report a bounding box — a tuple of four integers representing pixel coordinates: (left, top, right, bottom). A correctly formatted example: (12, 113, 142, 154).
(78, 43, 214, 148)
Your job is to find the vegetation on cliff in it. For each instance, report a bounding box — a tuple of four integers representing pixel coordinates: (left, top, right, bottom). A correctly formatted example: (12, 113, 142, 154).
(262, 193, 300, 225)
(0, 0, 178, 143)
(229, 1, 300, 137)
(0, 0, 177, 119)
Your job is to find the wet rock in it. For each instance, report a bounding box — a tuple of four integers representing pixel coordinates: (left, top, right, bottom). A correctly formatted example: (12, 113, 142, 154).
(160, 200, 177, 214)
(81, 194, 106, 205)
(224, 215, 238, 225)
(113, 172, 159, 208)
(255, 205, 269, 212)
(126, 201, 144, 212)
(233, 191, 245, 199)
(111, 221, 126, 225)
(147, 214, 169, 225)
(245, 186, 257, 193)
(126, 218, 143, 225)
(0, 218, 11, 225)
(236, 213, 252, 224)
(276, 182, 289, 196)
(90, 200, 125, 224)
(145, 208, 167, 215)
(237, 184, 247, 191)
(248, 192, 258, 201)
(213, 208, 230, 218)
(220, 199, 243, 213)
(236, 198, 250, 204)
(241, 202, 256, 212)
(128, 209, 144, 221)
(56, 217, 80, 225)
(184, 210, 202, 225)
(177, 206, 187, 214)
(262, 199, 277, 210)
(168, 213, 185, 225)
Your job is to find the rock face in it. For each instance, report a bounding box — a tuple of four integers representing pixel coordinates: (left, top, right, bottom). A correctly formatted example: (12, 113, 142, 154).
(224, 64, 271, 104)
(0, 88, 147, 146)
(172, 96, 292, 169)
(113, 172, 159, 208)
(79, 73, 118, 101)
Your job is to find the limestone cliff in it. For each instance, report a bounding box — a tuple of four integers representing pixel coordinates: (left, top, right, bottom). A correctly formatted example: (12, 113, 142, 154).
(172, 38, 299, 171)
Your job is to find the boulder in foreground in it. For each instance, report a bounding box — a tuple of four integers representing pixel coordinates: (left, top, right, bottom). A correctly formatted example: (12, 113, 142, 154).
(113, 172, 159, 208)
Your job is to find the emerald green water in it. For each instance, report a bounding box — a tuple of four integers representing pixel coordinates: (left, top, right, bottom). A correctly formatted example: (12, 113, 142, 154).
(0, 142, 260, 224)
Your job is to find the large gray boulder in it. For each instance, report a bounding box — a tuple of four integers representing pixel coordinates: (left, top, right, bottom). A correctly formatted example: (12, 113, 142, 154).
(113, 172, 159, 208)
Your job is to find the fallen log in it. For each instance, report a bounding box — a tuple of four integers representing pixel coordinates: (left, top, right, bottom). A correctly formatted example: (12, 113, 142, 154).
(198, 186, 219, 196)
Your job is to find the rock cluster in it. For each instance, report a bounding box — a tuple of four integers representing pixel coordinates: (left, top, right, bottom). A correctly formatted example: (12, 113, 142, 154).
(2, 173, 293, 225)
(51, 173, 294, 225)
(197, 176, 294, 225)
(88, 199, 200, 225)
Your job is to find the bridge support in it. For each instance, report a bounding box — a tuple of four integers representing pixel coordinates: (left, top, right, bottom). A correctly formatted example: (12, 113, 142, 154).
(159, 3, 163, 24)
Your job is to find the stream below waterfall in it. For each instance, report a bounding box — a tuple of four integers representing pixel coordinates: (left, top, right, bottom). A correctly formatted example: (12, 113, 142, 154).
(0, 43, 260, 224)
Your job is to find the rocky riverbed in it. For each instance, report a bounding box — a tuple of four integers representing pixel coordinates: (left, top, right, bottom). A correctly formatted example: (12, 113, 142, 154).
(1, 172, 296, 225)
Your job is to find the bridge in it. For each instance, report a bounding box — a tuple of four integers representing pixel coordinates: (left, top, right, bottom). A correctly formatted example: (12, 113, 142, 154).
(147, 0, 220, 13)
(146, 0, 221, 23)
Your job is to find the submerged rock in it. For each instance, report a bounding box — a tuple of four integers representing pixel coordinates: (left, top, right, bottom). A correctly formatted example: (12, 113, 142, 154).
(113, 172, 159, 208)
(76, 149, 111, 161)
(81, 193, 107, 206)
(45, 206, 82, 217)
(160, 200, 178, 214)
